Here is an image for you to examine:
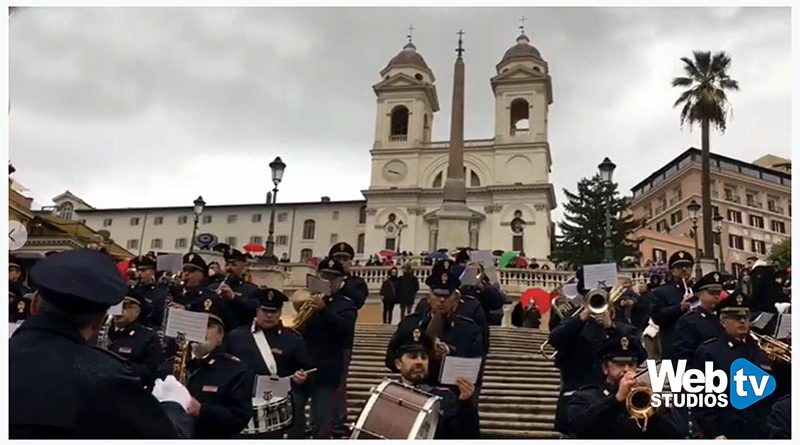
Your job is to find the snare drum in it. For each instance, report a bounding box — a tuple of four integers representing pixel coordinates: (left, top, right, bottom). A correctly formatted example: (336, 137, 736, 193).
(241, 395, 294, 435)
(351, 379, 441, 440)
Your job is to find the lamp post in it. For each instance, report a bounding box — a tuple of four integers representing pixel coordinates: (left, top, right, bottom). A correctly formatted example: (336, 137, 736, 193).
(713, 211, 725, 273)
(396, 219, 405, 253)
(189, 195, 205, 253)
(687, 199, 703, 278)
(598, 157, 616, 263)
(264, 156, 286, 265)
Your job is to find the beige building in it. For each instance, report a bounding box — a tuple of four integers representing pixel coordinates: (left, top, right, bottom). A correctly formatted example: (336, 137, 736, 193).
(629, 148, 791, 276)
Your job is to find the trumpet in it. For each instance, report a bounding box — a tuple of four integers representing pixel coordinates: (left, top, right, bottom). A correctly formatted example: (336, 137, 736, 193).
(585, 285, 626, 315)
(750, 332, 791, 363)
(291, 289, 323, 329)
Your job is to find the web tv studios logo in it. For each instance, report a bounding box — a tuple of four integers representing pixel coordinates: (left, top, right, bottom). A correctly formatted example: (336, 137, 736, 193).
(647, 359, 775, 409)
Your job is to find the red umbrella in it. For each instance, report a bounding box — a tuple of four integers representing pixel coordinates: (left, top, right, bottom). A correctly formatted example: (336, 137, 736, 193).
(117, 258, 132, 278)
(242, 243, 266, 253)
(379, 249, 397, 258)
(520, 288, 552, 313)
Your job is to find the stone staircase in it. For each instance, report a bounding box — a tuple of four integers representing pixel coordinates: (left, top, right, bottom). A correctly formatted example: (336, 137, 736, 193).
(345, 324, 560, 439)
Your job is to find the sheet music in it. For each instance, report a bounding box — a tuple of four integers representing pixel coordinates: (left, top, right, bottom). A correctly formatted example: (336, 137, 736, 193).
(107, 301, 124, 316)
(583, 263, 618, 290)
(470, 250, 493, 266)
(164, 308, 208, 343)
(253, 374, 291, 401)
(750, 312, 774, 330)
(775, 314, 791, 339)
(459, 266, 479, 286)
(9, 321, 22, 338)
(438, 356, 482, 385)
(156, 253, 183, 274)
(306, 274, 332, 296)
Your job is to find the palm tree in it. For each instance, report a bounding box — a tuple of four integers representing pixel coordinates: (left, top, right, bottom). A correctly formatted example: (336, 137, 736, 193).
(672, 51, 739, 264)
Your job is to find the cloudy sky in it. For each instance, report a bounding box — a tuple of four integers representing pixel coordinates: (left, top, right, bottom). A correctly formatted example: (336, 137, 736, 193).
(10, 7, 791, 224)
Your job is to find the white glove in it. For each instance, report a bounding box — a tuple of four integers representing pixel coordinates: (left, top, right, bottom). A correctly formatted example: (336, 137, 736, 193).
(151, 375, 193, 411)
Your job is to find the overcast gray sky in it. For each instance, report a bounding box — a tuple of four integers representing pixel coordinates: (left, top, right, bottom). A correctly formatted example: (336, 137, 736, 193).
(10, 7, 791, 224)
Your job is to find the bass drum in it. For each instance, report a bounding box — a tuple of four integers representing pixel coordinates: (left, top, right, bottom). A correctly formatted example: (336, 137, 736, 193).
(351, 379, 441, 440)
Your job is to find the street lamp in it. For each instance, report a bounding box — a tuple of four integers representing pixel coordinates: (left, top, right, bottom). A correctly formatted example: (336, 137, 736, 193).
(189, 195, 205, 253)
(397, 219, 405, 253)
(713, 211, 725, 273)
(264, 156, 286, 264)
(598, 157, 616, 263)
(687, 199, 703, 278)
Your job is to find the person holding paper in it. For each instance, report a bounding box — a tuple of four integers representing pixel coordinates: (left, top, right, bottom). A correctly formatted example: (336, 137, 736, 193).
(168, 253, 238, 334)
(213, 246, 261, 330)
(651, 251, 697, 360)
(671, 272, 725, 363)
(158, 299, 252, 438)
(389, 327, 479, 439)
(129, 255, 169, 330)
(224, 287, 313, 439)
(10, 250, 193, 439)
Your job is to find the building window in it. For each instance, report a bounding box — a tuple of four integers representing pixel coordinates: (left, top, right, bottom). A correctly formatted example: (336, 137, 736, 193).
(749, 215, 764, 229)
(151, 238, 163, 249)
(276, 235, 288, 246)
(330, 233, 338, 244)
(130, 217, 140, 226)
(751, 239, 766, 254)
(670, 210, 683, 226)
(359, 205, 367, 224)
(277, 212, 288, 222)
(385, 237, 396, 250)
(302, 220, 316, 240)
(154, 216, 163, 225)
(731, 262, 745, 278)
(470, 170, 481, 187)
(57, 202, 74, 220)
(178, 216, 188, 225)
(357, 233, 365, 254)
(225, 236, 237, 247)
(655, 220, 669, 233)
(332, 211, 339, 221)
(728, 234, 744, 250)
(103, 218, 113, 227)
(652, 248, 667, 264)
(390, 105, 409, 139)
(711, 205, 720, 218)
(252, 214, 262, 223)
(300, 249, 313, 262)
(227, 215, 237, 224)
(727, 209, 742, 224)
(771, 220, 786, 234)
(250, 236, 263, 244)
(126, 239, 139, 250)
(432, 172, 443, 188)
(175, 238, 188, 249)
(509, 98, 530, 135)
(202, 215, 213, 224)
(512, 235, 524, 252)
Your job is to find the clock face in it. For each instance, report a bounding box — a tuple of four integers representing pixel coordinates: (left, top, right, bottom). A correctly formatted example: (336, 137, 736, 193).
(382, 160, 408, 183)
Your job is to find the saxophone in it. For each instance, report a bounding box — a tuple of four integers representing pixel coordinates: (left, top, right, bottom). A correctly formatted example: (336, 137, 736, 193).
(97, 314, 113, 349)
(172, 332, 190, 385)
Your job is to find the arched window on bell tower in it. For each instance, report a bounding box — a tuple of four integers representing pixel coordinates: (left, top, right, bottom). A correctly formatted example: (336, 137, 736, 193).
(510, 98, 530, 136)
(390, 106, 409, 141)
(423, 113, 431, 142)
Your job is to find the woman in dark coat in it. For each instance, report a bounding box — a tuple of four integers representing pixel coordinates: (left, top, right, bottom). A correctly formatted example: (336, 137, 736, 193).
(395, 264, 419, 318)
(380, 267, 400, 324)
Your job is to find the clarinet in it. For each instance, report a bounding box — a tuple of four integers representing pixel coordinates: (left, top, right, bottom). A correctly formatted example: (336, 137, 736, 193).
(97, 314, 113, 349)
(172, 332, 190, 385)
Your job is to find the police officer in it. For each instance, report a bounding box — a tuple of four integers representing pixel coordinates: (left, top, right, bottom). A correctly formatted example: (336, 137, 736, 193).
(10, 250, 192, 438)
(130, 255, 168, 330)
(389, 327, 479, 439)
(386, 264, 485, 388)
(566, 333, 685, 438)
(214, 246, 261, 329)
(297, 257, 358, 439)
(671, 271, 725, 362)
(106, 288, 164, 390)
(651, 251, 696, 359)
(9, 255, 32, 323)
(692, 292, 776, 439)
(224, 287, 313, 439)
(158, 299, 252, 438)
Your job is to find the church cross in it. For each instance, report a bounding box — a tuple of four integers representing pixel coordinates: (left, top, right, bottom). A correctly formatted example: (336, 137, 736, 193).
(456, 29, 465, 58)
(519, 16, 527, 34)
(406, 24, 415, 43)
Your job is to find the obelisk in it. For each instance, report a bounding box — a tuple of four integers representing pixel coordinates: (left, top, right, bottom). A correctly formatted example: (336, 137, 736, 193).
(437, 30, 472, 249)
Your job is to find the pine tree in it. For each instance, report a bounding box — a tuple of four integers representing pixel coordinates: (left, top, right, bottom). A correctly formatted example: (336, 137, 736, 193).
(769, 237, 791, 271)
(551, 175, 642, 268)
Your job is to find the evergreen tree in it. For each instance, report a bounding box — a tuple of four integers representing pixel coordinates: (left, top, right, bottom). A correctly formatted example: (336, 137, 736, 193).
(769, 237, 791, 271)
(552, 175, 643, 268)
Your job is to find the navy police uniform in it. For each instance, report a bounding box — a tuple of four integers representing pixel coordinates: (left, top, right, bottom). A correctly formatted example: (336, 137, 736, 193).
(106, 289, 164, 390)
(9, 256, 32, 323)
(129, 255, 168, 329)
(212, 246, 261, 329)
(10, 250, 192, 439)
(567, 333, 685, 439)
(766, 395, 790, 439)
(672, 272, 725, 362)
(651, 251, 694, 360)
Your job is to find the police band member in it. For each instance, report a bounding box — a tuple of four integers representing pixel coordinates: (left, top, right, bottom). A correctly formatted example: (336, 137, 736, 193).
(386, 263, 485, 389)
(213, 246, 261, 330)
(566, 333, 686, 439)
(106, 289, 164, 390)
(651, 251, 697, 360)
(224, 287, 313, 439)
(157, 299, 252, 438)
(9, 255, 32, 323)
(390, 327, 480, 439)
(672, 272, 725, 362)
(10, 250, 192, 438)
(692, 292, 776, 439)
(297, 257, 358, 439)
(172, 253, 237, 329)
(130, 255, 168, 329)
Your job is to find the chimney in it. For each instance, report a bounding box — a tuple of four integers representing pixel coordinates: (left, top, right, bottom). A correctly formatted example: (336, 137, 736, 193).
(321, 196, 331, 203)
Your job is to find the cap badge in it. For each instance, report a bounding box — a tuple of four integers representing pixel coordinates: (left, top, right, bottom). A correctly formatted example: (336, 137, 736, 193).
(203, 298, 213, 310)
(328, 260, 335, 268)
(678, 252, 685, 258)
(736, 295, 743, 305)
(713, 273, 720, 282)
(413, 329, 421, 342)
(267, 290, 274, 300)
(17, 301, 25, 313)
(443, 261, 450, 268)
(339, 243, 345, 251)
(621, 336, 630, 351)
(188, 254, 195, 262)
(441, 273, 448, 284)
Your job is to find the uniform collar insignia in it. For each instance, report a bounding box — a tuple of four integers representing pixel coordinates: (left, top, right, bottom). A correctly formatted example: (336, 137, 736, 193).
(602, 389, 610, 396)
(728, 341, 734, 348)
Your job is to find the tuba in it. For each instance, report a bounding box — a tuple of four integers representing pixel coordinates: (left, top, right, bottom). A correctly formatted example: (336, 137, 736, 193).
(291, 289, 322, 330)
(750, 332, 791, 363)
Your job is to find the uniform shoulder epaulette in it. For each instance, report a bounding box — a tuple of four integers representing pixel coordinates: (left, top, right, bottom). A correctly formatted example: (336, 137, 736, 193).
(141, 325, 155, 332)
(285, 327, 304, 337)
(455, 314, 477, 325)
(222, 353, 242, 362)
(461, 294, 477, 301)
(577, 384, 599, 391)
(92, 346, 130, 363)
(701, 337, 718, 345)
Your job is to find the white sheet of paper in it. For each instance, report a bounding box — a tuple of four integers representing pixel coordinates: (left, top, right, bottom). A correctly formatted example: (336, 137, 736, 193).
(583, 263, 619, 290)
(775, 314, 791, 339)
(562, 283, 579, 299)
(165, 308, 208, 343)
(157, 253, 184, 273)
(750, 312, 773, 330)
(470, 250, 493, 266)
(459, 266, 479, 286)
(253, 374, 291, 401)
(9, 321, 22, 338)
(107, 301, 124, 316)
(439, 356, 483, 385)
(306, 274, 332, 296)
